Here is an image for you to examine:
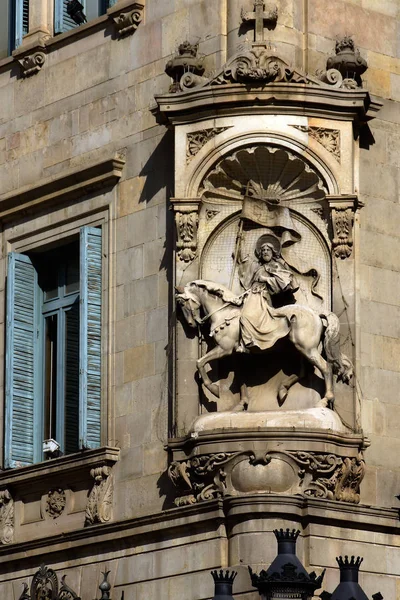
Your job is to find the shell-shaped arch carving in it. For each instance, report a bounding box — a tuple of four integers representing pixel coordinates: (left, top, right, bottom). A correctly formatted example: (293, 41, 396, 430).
(201, 145, 327, 204)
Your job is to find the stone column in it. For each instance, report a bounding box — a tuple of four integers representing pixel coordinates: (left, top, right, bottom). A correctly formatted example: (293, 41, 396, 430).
(327, 194, 360, 430)
(171, 198, 202, 436)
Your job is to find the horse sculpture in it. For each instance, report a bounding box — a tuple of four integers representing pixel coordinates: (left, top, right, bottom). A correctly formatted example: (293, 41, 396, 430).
(176, 280, 353, 409)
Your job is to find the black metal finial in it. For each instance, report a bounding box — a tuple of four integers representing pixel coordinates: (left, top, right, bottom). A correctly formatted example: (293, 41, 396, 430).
(321, 555, 383, 600)
(336, 556, 363, 582)
(211, 570, 237, 600)
(273, 528, 300, 555)
(99, 571, 111, 600)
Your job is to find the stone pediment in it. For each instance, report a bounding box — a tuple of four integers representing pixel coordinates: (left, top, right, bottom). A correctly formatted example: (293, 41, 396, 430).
(155, 42, 382, 123)
(179, 45, 335, 91)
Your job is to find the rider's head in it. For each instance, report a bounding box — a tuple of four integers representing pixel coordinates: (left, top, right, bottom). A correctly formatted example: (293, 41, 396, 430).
(255, 233, 281, 262)
(260, 242, 274, 263)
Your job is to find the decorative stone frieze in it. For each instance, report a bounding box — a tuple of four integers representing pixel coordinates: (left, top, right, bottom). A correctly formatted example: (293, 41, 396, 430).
(171, 198, 201, 264)
(17, 565, 80, 600)
(46, 488, 66, 519)
(0, 488, 14, 545)
(85, 465, 113, 525)
(17, 50, 46, 77)
(291, 125, 341, 161)
(168, 448, 365, 506)
(186, 127, 230, 162)
(109, 2, 144, 37)
(327, 195, 360, 260)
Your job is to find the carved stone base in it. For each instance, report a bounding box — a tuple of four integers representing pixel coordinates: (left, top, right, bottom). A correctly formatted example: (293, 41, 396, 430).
(167, 426, 369, 507)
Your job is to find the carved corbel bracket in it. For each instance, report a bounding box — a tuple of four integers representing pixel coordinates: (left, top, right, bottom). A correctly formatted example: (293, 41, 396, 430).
(0, 488, 14, 545)
(14, 45, 46, 77)
(108, 1, 144, 37)
(171, 198, 201, 263)
(327, 195, 360, 260)
(85, 465, 114, 525)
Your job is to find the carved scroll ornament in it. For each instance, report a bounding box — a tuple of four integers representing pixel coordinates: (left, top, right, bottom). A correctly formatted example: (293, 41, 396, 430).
(168, 450, 365, 506)
(111, 3, 144, 37)
(85, 466, 113, 525)
(0, 488, 14, 545)
(18, 51, 46, 77)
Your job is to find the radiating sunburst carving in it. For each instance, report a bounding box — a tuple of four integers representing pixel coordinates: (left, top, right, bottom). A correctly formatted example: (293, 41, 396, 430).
(201, 146, 326, 204)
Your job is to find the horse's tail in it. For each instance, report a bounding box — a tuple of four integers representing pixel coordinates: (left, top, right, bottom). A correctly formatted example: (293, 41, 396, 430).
(320, 312, 353, 384)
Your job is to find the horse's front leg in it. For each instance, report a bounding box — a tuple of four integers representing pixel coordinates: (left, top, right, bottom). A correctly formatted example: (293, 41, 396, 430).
(197, 346, 232, 398)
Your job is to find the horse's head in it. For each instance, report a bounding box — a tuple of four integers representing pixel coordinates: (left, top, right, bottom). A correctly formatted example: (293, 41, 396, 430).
(175, 284, 201, 328)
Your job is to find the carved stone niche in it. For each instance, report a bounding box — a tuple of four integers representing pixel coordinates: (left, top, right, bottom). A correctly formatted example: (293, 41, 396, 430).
(155, 29, 381, 507)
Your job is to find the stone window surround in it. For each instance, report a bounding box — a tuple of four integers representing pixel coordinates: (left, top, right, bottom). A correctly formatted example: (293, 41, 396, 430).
(0, 0, 144, 75)
(0, 153, 125, 469)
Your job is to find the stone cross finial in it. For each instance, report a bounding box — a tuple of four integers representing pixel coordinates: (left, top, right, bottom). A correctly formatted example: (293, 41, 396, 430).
(241, 0, 278, 42)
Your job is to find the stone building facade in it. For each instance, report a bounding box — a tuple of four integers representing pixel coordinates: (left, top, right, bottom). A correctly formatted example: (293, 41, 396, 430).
(0, 0, 398, 599)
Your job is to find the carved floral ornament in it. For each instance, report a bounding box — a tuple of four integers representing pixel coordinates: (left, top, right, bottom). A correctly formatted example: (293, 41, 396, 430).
(168, 450, 366, 507)
(46, 488, 66, 519)
(291, 125, 341, 162)
(186, 127, 231, 162)
(171, 200, 201, 264)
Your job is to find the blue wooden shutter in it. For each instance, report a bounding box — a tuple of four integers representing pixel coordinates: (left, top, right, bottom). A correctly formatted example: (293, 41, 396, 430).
(5, 254, 39, 468)
(79, 227, 102, 449)
(54, 0, 83, 34)
(14, 0, 29, 49)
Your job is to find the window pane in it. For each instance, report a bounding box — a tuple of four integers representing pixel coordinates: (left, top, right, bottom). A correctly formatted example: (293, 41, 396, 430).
(64, 302, 80, 454)
(44, 315, 58, 442)
(65, 253, 79, 295)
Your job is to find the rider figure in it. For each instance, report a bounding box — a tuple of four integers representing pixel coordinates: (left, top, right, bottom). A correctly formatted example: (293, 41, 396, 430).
(237, 233, 299, 351)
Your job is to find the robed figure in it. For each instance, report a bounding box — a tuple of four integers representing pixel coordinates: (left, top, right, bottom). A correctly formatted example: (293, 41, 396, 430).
(238, 233, 299, 351)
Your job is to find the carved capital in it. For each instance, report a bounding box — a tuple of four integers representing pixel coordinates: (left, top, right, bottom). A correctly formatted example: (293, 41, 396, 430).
(110, 2, 144, 37)
(85, 465, 113, 525)
(327, 195, 360, 259)
(0, 488, 14, 545)
(17, 50, 46, 77)
(171, 198, 201, 263)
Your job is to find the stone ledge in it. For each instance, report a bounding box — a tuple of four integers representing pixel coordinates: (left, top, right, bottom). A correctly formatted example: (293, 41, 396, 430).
(0, 446, 120, 488)
(0, 154, 125, 220)
(0, 496, 398, 570)
(155, 83, 383, 125)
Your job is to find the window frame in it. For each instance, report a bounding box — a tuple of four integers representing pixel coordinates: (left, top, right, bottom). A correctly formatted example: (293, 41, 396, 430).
(5, 225, 104, 468)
